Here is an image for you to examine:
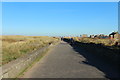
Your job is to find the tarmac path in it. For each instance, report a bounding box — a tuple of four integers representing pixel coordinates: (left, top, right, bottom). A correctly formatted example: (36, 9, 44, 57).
(22, 41, 119, 78)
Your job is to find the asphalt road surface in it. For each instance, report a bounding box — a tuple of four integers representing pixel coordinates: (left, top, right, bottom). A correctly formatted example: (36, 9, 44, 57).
(22, 41, 119, 78)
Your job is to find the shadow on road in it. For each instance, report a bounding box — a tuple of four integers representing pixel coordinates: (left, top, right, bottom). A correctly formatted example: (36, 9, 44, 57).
(63, 39, 120, 79)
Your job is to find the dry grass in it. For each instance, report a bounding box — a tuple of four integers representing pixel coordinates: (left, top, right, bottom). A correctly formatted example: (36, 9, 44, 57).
(1, 35, 59, 65)
(71, 37, 117, 46)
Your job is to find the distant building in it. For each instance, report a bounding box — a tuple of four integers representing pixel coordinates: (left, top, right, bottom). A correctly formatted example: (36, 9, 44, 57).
(109, 32, 120, 45)
(89, 34, 109, 39)
(81, 34, 88, 38)
(109, 32, 119, 39)
(98, 34, 109, 39)
(89, 35, 95, 38)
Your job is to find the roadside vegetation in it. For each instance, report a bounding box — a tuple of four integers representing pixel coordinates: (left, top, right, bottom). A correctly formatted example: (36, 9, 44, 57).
(1, 35, 59, 65)
(64, 37, 120, 64)
(71, 37, 120, 49)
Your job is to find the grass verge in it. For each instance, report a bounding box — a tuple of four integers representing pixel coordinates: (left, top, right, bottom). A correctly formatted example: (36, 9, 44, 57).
(16, 48, 50, 78)
(1, 35, 59, 65)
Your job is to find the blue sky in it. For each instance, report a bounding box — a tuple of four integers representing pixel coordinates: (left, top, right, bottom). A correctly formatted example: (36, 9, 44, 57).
(2, 2, 118, 36)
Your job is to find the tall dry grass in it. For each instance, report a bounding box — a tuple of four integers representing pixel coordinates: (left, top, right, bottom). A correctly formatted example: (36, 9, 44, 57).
(1, 35, 59, 65)
(73, 37, 115, 46)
